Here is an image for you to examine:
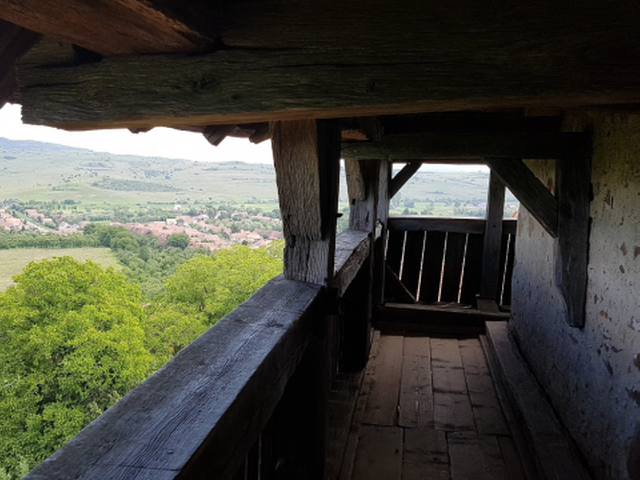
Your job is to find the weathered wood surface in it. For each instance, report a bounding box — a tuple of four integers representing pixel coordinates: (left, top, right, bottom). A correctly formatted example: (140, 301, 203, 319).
(0, 20, 40, 108)
(346, 160, 381, 232)
(448, 433, 509, 480)
(388, 217, 517, 236)
(0, 0, 214, 56)
(26, 276, 321, 480)
(480, 171, 506, 300)
(486, 158, 559, 238)
(401, 231, 425, 299)
(272, 119, 340, 285)
(336, 333, 527, 480)
(363, 335, 403, 426)
(440, 232, 466, 302)
(342, 133, 591, 160)
(485, 322, 592, 480)
(398, 337, 433, 428)
(389, 162, 421, 198)
(338, 332, 380, 480)
(350, 426, 402, 480)
(334, 229, 370, 297)
(557, 156, 591, 327)
(17, 0, 640, 129)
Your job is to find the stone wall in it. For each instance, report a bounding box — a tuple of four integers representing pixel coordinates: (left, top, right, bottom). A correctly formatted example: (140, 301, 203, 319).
(510, 113, 640, 480)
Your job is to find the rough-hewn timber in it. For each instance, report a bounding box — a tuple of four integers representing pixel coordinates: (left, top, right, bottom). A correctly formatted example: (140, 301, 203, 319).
(0, 0, 214, 56)
(480, 172, 506, 301)
(342, 133, 592, 161)
(389, 162, 421, 198)
(557, 157, 592, 328)
(272, 119, 340, 285)
(15, 0, 640, 130)
(486, 159, 559, 238)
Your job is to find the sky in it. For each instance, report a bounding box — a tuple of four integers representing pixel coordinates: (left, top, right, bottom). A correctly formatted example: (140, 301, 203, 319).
(0, 103, 487, 172)
(0, 103, 274, 163)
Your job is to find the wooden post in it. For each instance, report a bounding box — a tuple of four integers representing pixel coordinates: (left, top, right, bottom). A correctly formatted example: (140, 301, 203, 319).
(271, 119, 341, 285)
(557, 157, 591, 327)
(341, 159, 382, 371)
(374, 160, 391, 307)
(479, 171, 506, 308)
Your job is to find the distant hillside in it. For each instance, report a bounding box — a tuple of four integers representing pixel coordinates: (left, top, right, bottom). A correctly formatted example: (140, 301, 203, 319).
(0, 137, 514, 208)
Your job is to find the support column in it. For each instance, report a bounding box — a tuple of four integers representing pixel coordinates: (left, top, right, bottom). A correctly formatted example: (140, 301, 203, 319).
(479, 171, 506, 308)
(271, 119, 341, 285)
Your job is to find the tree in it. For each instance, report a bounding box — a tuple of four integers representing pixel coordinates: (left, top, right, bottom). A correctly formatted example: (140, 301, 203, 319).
(161, 244, 283, 325)
(166, 232, 191, 249)
(0, 257, 152, 477)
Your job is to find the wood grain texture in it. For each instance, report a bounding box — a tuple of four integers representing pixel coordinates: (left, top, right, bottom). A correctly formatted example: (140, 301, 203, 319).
(398, 337, 433, 428)
(272, 119, 340, 285)
(346, 160, 380, 232)
(363, 335, 403, 426)
(334, 229, 370, 297)
(26, 276, 321, 480)
(448, 433, 509, 480)
(486, 158, 559, 238)
(342, 133, 591, 161)
(0, 0, 213, 56)
(0, 20, 40, 108)
(351, 426, 402, 480)
(18, 0, 640, 129)
(403, 428, 450, 480)
(480, 171, 506, 300)
(557, 156, 591, 327)
(388, 217, 517, 236)
(389, 162, 421, 198)
(485, 322, 592, 480)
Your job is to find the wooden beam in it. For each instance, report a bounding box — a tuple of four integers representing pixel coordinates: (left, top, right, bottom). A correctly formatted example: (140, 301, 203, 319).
(16, 0, 640, 129)
(388, 217, 517, 236)
(272, 119, 340, 285)
(486, 158, 558, 238)
(0, 0, 214, 56)
(390, 162, 421, 198)
(334, 229, 371, 298)
(0, 20, 40, 108)
(557, 157, 591, 327)
(342, 133, 592, 160)
(480, 172, 506, 300)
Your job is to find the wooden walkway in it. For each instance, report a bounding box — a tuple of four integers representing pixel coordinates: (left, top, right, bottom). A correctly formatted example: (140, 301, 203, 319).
(327, 333, 530, 480)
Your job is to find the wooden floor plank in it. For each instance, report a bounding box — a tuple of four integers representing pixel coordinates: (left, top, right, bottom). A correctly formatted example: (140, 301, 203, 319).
(433, 392, 475, 431)
(351, 425, 403, 480)
(398, 337, 433, 427)
(363, 335, 404, 426)
(403, 462, 451, 480)
(430, 338, 464, 368)
(448, 432, 509, 480)
(432, 366, 467, 395)
(337, 332, 380, 480)
(458, 338, 489, 376)
(464, 372, 510, 436)
(404, 427, 449, 465)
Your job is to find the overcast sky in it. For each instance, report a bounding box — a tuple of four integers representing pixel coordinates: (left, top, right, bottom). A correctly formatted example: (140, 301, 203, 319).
(0, 103, 487, 172)
(0, 103, 274, 163)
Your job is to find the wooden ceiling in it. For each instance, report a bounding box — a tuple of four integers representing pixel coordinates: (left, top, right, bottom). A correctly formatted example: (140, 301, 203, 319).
(1, 0, 640, 139)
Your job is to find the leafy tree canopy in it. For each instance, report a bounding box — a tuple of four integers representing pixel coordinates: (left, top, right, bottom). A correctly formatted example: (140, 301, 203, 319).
(0, 257, 151, 478)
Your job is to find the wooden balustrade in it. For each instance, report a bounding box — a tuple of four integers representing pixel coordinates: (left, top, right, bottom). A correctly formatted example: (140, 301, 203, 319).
(25, 230, 373, 480)
(385, 216, 516, 308)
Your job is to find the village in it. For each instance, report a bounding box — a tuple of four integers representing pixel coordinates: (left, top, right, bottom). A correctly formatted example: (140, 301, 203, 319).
(0, 205, 283, 250)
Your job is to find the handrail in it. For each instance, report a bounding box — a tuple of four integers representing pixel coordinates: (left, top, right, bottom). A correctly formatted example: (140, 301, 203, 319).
(388, 216, 517, 235)
(26, 277, 323, 480)
(26, 230, 375, 480)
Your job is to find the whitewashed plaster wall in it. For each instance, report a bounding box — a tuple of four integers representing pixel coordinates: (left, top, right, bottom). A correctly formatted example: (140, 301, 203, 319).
(510, 113, 640, 480)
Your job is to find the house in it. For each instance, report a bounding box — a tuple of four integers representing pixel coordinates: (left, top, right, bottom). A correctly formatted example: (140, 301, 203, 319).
(0, 3, 638, 479)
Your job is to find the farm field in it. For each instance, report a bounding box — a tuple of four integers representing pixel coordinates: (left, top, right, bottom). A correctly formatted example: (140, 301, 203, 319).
(0, 247, 120, 291)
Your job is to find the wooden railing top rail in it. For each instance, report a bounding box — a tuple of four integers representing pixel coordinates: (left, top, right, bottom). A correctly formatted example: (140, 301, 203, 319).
(27, 230, 374, 480)
(27, 277, 323, 480)
(388, 216, 517, 236)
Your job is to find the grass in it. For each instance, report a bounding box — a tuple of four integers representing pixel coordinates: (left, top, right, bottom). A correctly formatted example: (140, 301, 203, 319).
(0, 248, 120, 291)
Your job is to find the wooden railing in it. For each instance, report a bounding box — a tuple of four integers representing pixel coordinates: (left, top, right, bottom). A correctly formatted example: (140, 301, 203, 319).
(385, 216, 516, 307)
(25, 230, 373, 480)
